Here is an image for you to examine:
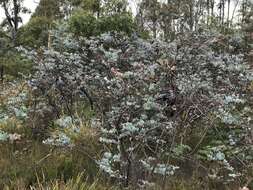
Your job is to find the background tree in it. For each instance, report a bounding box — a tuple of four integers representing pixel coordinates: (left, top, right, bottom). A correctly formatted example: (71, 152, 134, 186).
(0, 0, 29, 44)
(0, 30, 9, 81)
(137, 0, 161, 39)
(0, 1, 32, 80)
(102, 0, 128, 15)
(18, 0, 63, 48)
(68, 0, 135, 37)
(70, 0, 101, 17)
(242, 0, 253, 52)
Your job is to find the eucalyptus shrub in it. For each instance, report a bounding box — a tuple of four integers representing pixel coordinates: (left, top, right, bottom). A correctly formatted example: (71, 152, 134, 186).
(25, 29, 253, 187)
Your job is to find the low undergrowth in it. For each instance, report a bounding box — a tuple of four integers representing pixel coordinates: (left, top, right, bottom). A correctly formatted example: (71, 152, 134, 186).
(0, 81, 252, 190)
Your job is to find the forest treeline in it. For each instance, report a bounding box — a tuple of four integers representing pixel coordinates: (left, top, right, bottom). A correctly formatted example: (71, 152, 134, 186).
(0, 0, 252, 78)
(0, 0, 253, 46)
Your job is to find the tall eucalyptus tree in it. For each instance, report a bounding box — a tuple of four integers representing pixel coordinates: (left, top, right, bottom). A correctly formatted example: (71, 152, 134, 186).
(0, 0, 29, 44)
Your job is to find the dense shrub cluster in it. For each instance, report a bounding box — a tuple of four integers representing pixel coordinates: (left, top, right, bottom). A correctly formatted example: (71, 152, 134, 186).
(69, 11, 135, 37)
(24, 30, 253, 187)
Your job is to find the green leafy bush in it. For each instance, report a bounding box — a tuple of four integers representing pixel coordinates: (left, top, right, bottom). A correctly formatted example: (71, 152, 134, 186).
(69, 11, 135, 37)
(18, 16, 52, 48)
(69, 11, 98, 37)
(0, 52, 33, 78)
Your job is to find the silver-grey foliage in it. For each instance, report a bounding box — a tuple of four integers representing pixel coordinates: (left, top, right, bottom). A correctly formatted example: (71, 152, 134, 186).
(25, 29, 253, 186)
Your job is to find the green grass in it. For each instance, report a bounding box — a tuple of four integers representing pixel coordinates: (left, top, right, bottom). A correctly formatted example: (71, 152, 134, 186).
(0, 138, 100, 189)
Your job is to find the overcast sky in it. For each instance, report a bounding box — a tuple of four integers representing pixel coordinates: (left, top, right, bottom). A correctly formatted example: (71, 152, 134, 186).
(0, 0, 251, 27)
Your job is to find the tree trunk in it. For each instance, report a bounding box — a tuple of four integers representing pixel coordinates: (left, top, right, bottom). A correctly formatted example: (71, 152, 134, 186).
(47, 23, 52, 49)
(151, 4, 157, 39)
(3, 0, 19, 44)
(48, 30, 52, 49)
(207, 0, 210, 25)
(227, 0, 230, 28)
(13, 0, 19, 44)
(222, 0, 225, 27)
(211, 0, 214, 18)
(189, 0, 194, 31)
(242, 0, 247, 23)
(3, 1, 13, 28)
(0, 65, 3, 83)
(152, 20, 157, 38)
(219, 0, 222, 25)
(231, 0, 239, 23)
